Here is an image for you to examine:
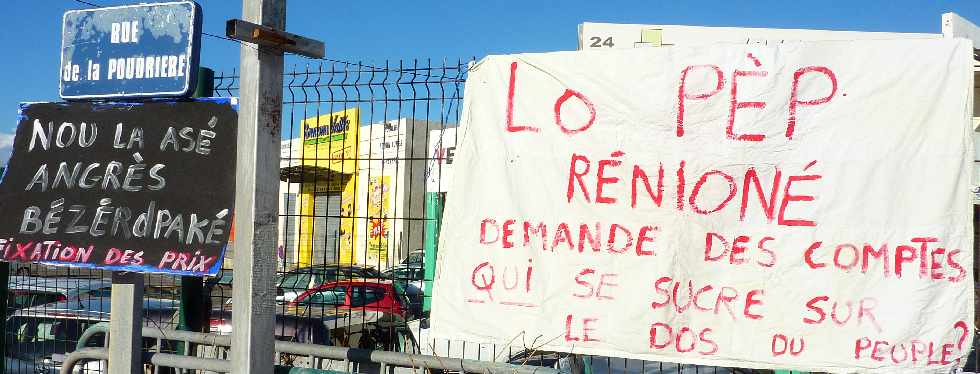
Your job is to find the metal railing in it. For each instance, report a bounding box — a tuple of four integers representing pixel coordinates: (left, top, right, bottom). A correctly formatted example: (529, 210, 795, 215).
(62, 323, 562, 374)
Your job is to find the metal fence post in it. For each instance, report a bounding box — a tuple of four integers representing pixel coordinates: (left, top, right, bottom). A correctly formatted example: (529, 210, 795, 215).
(177, 67, 216, 357)
(0, 261, 8, 374)
(0, 167, 8, 374)
(231, 0, 285, 373)
(193, 67, 216, 98)
(109, 272, 144, 374)
(422, 192, 444, 313)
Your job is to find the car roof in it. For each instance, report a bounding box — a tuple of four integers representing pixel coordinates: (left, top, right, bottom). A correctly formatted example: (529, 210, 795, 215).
(386, 263, 423, 270)
(12, 297, 178, 320)
(289, 264, 379, 271)
(8, 276, 111, 293)
(310, 278, 394, 289)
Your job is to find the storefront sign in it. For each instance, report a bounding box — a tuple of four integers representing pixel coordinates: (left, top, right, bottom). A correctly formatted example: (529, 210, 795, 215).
(426, 127, 456, 192)
(60, 1, 202, 99)
(301, 108, 358, 173)
(0, 99, 237, 275)
(430, 40, 974, 372)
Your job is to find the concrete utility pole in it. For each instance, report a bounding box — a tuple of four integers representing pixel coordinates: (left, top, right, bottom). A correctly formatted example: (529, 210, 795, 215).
(231, 0, 285, 372)
(229, 0, 322, 372)
(108, 272, 144, 374)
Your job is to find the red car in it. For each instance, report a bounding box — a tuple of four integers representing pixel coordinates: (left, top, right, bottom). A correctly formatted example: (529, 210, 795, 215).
(288, 279, 411, 318)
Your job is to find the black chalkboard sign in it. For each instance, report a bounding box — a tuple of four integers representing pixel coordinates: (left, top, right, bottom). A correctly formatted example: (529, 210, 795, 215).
(0, 99, 236, 275)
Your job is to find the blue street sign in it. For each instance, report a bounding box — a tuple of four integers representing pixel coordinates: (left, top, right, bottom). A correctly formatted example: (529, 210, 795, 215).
(59, 1, 202, 100)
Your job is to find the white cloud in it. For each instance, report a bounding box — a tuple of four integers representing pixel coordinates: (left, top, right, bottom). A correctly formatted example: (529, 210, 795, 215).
(0, 132, 14, 166)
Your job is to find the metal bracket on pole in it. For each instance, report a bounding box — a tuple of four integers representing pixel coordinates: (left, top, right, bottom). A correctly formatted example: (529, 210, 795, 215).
(108, 272, 144, 374)
(226, 18, 325, 59)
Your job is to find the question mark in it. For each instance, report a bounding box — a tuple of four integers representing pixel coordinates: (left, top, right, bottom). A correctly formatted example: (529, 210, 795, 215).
(953, 320, 969, 350)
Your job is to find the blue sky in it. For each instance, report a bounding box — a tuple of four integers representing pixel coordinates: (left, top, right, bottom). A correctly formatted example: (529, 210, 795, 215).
(2, 0, 979, 161)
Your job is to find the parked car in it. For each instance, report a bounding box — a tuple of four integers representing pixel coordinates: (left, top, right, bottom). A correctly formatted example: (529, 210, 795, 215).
(506, 350, 742, 374)
(382, 264, 424, 318)
(383, 264, 424, 290)
(205, 268, 234, 305)
(409, 320, 741, 374)
(7, 276, 111, 313)
(401, 249, 424, 266)
(4, 297, 179, 374)
(60, 283, 181, 301)
(207, 306, 330, 344)
(205, 269, 234, 288)
(207, 306, 417, 353)
(288, 279, 414, 319)
(276, 264, 383, 302)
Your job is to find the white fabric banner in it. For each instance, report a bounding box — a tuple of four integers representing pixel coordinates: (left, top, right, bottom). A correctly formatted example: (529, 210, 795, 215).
(430, 39, 975, 373)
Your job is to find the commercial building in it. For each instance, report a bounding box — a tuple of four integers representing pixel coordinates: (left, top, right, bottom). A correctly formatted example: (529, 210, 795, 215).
(278, 109, 455, 270)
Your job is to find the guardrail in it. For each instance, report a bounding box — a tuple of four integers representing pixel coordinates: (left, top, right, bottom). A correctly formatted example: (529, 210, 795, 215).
(63, 323, 563, 374)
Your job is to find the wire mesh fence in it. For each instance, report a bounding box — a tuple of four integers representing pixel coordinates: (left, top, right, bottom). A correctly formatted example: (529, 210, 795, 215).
(4, 57, 979, 374)
(204, 58, 762, 373)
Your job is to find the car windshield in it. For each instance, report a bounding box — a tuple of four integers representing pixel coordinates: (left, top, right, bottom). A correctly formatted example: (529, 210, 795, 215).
(297, 286, 347, 306)
(6, 316, 99, 346)
(350, 286, 386, 307)
(7, 290, 63, 310)
(278, 267, 384, 292)
(360, 268, 383, 277)
(389, 267, 423, 281)
(215, 271, 233, 285)
(318, 268, 382, 283)
(86, 288, 112, 298)
(278, 272, 312, 290)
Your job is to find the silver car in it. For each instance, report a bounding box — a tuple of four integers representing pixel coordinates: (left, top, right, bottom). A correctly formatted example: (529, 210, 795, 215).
(4, 297, 178, 374)
(7, 276, 112, 312)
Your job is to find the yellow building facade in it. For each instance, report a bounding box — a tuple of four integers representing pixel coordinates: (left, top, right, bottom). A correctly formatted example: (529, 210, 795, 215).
(284, 108, 360, 266)
(278, 110, 449, 270)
